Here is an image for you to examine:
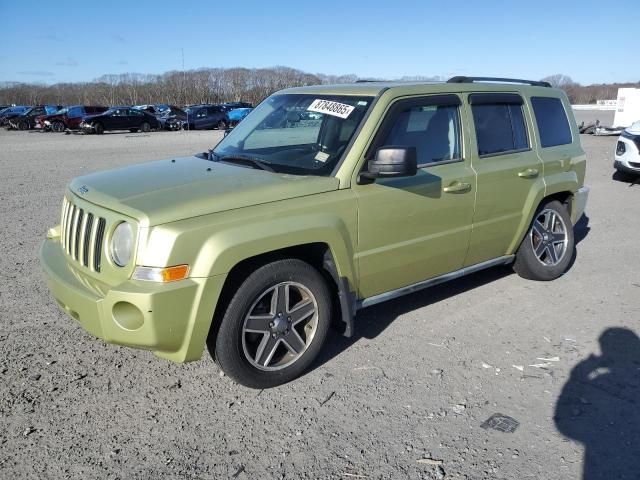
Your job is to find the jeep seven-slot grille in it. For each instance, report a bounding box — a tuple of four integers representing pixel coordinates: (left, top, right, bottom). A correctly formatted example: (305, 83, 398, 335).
(60, 197, 107, 272)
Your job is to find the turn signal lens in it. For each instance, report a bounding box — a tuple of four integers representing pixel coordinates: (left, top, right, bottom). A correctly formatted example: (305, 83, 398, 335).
(132, 265, 189, 282)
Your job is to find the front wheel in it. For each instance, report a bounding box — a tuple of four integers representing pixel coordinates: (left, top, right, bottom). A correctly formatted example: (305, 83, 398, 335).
(216, 120, 228, 130)
(140, 122, 151, 133)
(18, 121, 29, 130)
(513, 200, 574, 281)
(94, 122, 104, 134)
(213, 259, 332, 388)
(52, 121, 65, 132)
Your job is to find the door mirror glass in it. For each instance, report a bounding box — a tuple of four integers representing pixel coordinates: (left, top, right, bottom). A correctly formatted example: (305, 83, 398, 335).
(361, 146, 417, 182)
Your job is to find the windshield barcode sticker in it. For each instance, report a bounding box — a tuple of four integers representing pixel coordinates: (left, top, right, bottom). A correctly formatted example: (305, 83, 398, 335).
(307, 99, 355, 119)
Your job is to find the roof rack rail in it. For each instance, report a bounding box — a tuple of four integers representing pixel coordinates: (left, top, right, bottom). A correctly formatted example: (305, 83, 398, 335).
(447, 76, 551, 88)
(355, 79, 389, 83)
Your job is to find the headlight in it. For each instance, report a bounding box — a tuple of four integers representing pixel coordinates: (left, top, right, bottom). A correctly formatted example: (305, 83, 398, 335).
(110, 222, 134, 267)
(44, 120, 51, 125)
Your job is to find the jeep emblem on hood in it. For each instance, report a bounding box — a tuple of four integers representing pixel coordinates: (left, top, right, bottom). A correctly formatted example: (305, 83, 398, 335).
(78, 185, 89, 194)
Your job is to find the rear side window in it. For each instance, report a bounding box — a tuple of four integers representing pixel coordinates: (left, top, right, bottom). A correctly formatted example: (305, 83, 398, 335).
(531, 97, 572, 147)
(471, 99, 529, 156)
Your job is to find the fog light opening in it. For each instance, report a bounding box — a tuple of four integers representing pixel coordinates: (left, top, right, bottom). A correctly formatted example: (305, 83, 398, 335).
(112, 302, 144, 331)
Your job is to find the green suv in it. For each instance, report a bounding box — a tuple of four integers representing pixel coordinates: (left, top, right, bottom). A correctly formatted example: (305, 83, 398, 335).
(40, 77, 589, 388)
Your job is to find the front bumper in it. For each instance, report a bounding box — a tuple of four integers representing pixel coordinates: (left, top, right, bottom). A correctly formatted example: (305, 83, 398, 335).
(614, 160, 640, 175)
(79, 123, 94, 133)
(40, 236, 226, 362)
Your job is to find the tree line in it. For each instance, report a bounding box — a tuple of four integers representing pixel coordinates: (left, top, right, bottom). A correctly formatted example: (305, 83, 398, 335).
(0, 68, 637, 107)
(0, 67, 358, 107)
(541, 74, 640, 104)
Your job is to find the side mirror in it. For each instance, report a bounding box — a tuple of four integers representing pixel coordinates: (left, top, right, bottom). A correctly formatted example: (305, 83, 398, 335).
(359, 146, 417, 184)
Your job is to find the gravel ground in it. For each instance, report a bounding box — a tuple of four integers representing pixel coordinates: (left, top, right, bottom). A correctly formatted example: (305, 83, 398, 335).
(1, 129, 639, 479)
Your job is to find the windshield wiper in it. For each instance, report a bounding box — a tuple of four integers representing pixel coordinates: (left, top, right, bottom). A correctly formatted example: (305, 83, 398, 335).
(217, 154, 275, 172)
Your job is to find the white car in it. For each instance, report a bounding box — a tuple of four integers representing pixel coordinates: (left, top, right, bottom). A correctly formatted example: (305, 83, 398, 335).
(614, 121, 640, 178)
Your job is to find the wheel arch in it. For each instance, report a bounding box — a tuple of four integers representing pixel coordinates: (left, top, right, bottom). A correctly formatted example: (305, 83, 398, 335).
(508, 187, 575, 254)
(207, 242, 356, 353)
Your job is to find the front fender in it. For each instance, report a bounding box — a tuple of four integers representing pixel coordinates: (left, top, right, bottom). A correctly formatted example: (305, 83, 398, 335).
(137, 190, 359, 289)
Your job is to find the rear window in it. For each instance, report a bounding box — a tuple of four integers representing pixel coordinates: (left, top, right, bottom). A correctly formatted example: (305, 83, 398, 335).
(471, 103, 529, 156)
(530, 97, 572, 148)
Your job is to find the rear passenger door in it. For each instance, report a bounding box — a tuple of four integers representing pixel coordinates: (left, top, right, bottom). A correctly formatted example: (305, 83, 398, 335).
(464, 92, 544, 266)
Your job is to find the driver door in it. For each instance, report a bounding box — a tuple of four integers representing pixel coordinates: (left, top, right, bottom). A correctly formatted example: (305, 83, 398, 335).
(354, 94, 476, 299)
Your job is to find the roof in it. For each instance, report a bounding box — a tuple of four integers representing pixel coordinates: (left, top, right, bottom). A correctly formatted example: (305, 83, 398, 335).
(280, 79, 558, 97)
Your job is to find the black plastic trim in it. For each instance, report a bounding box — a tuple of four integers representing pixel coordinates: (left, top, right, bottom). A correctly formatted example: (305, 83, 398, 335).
(478, 147, 532, 159)
(322, 250, 355, 337)
(448, 76, 551, 88)
(469, 93, 524, 105)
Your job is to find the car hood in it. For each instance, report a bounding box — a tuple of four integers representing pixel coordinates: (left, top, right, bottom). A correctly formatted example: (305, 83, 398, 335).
(69, 155, 339, 227)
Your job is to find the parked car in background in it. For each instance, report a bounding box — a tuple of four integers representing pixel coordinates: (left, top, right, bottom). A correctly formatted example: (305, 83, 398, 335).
(182, 104, 228, 130)
(37, 105, 109, 132)
(221, 101, 253, 111)
(0, 105, 31, 127)
(227, 107, 253, 126)
(614, 120, 640, 180)
(79, 107, 160, 134)
(156, 105, 188, 131)
(134, 104, 170, 115)
(7, 105, 62, 130)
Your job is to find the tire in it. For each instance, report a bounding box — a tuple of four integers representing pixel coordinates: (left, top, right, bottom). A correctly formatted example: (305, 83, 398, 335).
(513, 200, 574, 281)
(216, 120, 228, 130)
(94, 122, 104, 134)
(18, 121, 29, 131)
(213, 259, 332, 388)
(52, 121, 65, 133)
(140, 122, 150, 133)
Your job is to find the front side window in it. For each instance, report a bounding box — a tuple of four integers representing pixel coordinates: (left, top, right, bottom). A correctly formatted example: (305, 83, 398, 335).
(472, 103, 529, 156)
(68, 107, 83, 117)
(213, 94, 373, 176)
(530, 96, 572, 148)
(380, 103, 461, 165)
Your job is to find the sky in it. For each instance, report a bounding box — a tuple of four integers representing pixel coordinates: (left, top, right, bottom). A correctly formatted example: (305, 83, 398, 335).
(1, 0, 639, 86)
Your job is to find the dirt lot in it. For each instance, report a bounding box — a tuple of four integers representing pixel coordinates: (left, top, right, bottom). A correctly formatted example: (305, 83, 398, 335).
(1, 129, 639, 480)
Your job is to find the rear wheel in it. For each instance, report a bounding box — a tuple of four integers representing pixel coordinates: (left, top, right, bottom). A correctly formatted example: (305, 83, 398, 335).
(52, 121, 65, 133)
(18, 120, 29, 130)
(213, 259, 332, 388)
(513, 200, 574, 281)
(140, 122, 151, 133)
(216, 119, 228, 130)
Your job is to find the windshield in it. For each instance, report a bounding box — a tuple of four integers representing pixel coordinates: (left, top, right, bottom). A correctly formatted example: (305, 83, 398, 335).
(213, 94, 373, 176)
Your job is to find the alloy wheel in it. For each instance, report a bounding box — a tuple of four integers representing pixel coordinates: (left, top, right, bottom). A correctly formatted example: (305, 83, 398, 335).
(530, 208, 568, 266)
(242, 282, 318, 371)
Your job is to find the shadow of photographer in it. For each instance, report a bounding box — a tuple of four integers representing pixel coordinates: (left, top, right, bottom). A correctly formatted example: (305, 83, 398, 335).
(554, 327, 640, 479)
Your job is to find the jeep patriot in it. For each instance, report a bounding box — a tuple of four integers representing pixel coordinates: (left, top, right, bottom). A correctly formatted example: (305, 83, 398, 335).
(40, 76, 589, 388)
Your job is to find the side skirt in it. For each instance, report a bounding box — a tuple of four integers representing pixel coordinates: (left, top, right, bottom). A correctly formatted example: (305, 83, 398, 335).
(356, 255, 514, 310)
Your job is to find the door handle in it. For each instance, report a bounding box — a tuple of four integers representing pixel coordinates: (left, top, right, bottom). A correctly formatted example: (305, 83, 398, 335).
(518, 168, 539, 178)
(443, 182, 471, 193)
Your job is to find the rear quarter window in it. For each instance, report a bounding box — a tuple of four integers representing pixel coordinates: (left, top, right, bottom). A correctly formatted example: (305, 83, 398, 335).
(530, 97, 572, 148)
